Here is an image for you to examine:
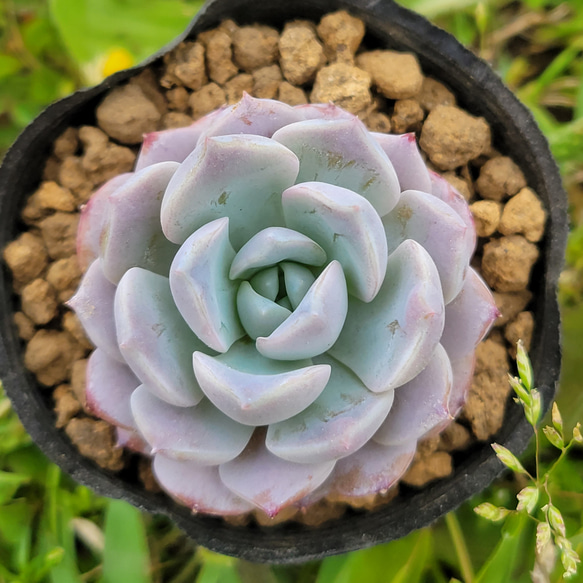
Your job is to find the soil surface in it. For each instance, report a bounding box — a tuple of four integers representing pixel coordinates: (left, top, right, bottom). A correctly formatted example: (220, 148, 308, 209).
(3, 10, 546, 526)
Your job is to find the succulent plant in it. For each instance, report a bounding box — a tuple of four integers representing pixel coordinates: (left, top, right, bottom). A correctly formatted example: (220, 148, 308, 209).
(69, 94, 498, 519)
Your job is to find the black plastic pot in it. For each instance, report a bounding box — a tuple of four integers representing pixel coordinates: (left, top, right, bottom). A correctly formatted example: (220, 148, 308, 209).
(0, 0, 568, 564)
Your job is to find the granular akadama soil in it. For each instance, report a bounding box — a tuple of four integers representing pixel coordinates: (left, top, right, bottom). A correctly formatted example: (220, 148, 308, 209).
(2, 10, 547, 525)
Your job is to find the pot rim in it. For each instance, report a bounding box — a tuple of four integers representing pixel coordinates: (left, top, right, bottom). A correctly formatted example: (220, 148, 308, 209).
(0, 0, 567, 564)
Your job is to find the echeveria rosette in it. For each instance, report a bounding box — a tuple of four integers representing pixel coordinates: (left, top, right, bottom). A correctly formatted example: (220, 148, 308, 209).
(69, 94, 499, 519)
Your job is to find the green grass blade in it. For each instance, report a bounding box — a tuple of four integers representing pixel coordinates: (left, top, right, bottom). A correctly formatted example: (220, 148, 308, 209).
(102, 499, 151, 583)
(474, 513, 529, 583)
(0, 471, 29, 504)
(391, 529, 433, 583)
(315, 555, 350, 583)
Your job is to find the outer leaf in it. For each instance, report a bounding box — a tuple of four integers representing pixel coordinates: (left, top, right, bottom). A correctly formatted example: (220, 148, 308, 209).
(440, 268, 499, 359)
(76, 174, 132, 271)
(324, 440, 416, 499)
(131, 387, 254, 463)
(196, 562, 242, 583)
(266, 354, 395, 464)
(102, 500, 150, 583)
(115, 268, 206, 407)
(135, 109, 225, 171)
(372, 132, 432, 192)
(37, 480, 81, 583)
(85, 348, 139, 429)
(200, 94, 303, 140)
(316, 531, 432, 583)
(383, 189, 475, 303)
(219, 435, 335, 517)
(274, 117, 400, 217)
(153, 454, 254, 516)
(0, 498, 33, 549)
(161, 134, 298, 248)
(373, 343, 452, 446)
(101, 162, 179, 284)
(67, 259, 123, 362)
(329, 239, 444, 392)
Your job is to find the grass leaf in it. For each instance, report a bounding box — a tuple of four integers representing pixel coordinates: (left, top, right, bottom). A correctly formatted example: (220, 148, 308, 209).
(102, 499, 151, 583)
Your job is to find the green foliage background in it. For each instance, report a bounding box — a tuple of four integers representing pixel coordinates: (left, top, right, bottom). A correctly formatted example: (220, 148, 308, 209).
(1, 0, 582, 581)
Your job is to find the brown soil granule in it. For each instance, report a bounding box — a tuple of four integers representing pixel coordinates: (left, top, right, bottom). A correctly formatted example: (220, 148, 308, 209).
(232, 25, 279, 72)
(442, 172, 472, 201)
(138, 458, 163, 493)
(97, 84, 162, 144)
(417, 77, 456, 111)
(499, 186, 547, 242)
(279, 22, 326, 85)
(161, 112, 194, 130)
(505, 311, 535, 356)
(391, 99, 424, 134)
(482, 235, 540, 292)
(356, 50, 423, 100)
(62, 312, 93, 351)
(402, 451, 453, 487)
(53, 127, 79, 160)
(161, 41, 207, 91)
(70, 358, 88, 406)
(65, 418, 124, 471)
(13, 312, 35, 341)
(39, 212, 79, 260)
(224, 73, 254, 103)
(476, 156, 527, 201)
(317, 10, 365, 63)
(439, 422, 472, 452)
(277, 81, 307, 106)
(252, 65, 282, 99)
(189, 82, 227, 119)
(54, 384, 82, 428)
(462, 339, 511, 440)
(166, 87, 189, 112)
(3, 232, 48, 284)
(470, 200, 502, 237)
(199, 30, 238, 85)
(58, 156, 93, 202)
(79, 126, 136, 185)
(311, 62, 372, 113)
(24, 329, 83, 387)
(364, 111, 392, 133)
(20, 279, 58, 325)
(45, 256, 82, 302)
(419, 105, 491, 169)
(492, 290, 533, 327)
(34, 181, 76, 213)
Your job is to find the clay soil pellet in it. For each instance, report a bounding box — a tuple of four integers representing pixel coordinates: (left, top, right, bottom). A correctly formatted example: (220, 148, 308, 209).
(3, 10, 547, 525)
